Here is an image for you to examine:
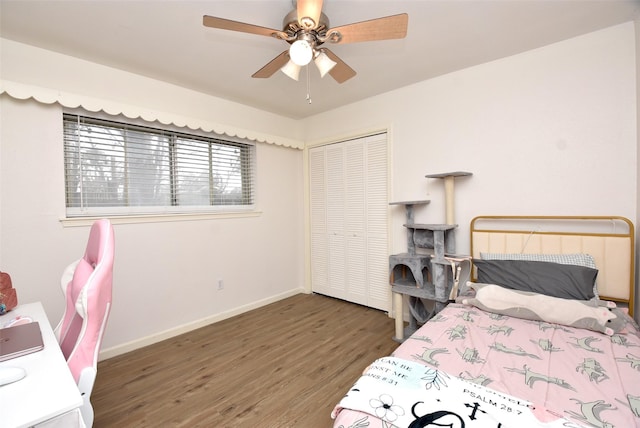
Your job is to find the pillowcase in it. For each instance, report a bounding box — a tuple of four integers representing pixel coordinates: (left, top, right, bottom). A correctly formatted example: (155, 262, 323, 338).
(480, 252, 599, 298)
(473, 259, 597, 300)
(457, 282, 624, 335)
(480, 252, 596, 268)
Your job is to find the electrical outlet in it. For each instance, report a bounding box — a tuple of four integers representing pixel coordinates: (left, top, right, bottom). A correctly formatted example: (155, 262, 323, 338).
(217, 279, 224, 290)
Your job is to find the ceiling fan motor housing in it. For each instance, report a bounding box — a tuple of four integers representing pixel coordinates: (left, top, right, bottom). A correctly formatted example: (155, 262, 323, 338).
(282, 10, 330, 47)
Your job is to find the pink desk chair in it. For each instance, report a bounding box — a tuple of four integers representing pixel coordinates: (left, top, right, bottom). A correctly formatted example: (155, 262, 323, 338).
(55, 219, 114, 428)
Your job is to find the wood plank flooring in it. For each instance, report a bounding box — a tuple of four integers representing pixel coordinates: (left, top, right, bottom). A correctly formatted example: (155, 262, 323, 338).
(91, 293, 398, 427)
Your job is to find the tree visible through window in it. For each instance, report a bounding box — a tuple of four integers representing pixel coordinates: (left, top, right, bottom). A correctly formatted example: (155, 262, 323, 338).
(63, 114, 255, 216)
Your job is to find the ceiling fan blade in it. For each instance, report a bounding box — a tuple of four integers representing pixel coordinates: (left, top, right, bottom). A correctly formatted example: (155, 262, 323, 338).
(325, 13, 408, 44)
(203, 15, 287, 40)
(297, 0, 323, 29)
(323, 49, 356, 84)
(252, 51, 291, 78)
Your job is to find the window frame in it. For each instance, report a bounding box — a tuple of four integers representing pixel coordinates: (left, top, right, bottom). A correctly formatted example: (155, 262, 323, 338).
(62, 112, 257, 220)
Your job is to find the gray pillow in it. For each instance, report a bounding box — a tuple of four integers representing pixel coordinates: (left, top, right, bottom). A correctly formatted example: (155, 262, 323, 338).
(480, 252, 599, 298)
(473, 259, 597, 300)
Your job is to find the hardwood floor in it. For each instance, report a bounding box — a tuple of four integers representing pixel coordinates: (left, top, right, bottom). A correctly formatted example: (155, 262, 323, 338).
(92, 293, 398, 427)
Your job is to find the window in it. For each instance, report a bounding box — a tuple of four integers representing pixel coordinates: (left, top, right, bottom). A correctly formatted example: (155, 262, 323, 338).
(63, 114, 255, 217)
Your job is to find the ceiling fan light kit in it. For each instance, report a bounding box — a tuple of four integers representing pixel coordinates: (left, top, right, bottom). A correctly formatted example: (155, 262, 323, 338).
(280, 60, 301, 81)
(314, 50, 337, 78)
(203, 0, 408, 85)
(278, 48, 335, 81)
(289, 39, 313, 66)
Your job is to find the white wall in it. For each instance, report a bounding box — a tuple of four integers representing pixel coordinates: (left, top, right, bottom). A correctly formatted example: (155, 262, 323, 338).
(0, 21, 637, 356)
(306, 23, 637, 262)
(0, 42, 306, 357)
(0, 39, 305, 147)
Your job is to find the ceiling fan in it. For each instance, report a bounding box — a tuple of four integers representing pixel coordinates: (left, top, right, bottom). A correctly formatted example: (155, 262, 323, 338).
(203, 0, 408, 83)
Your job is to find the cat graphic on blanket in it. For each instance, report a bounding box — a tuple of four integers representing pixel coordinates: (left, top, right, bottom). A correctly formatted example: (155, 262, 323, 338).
(457, 282, 626, 335)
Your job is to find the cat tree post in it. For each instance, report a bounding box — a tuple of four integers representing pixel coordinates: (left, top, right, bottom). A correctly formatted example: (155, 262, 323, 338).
(425, 171, 472, 225)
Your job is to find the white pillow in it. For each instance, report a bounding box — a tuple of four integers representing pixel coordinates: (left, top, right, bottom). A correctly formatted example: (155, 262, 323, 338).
(457, 282, 623, 335)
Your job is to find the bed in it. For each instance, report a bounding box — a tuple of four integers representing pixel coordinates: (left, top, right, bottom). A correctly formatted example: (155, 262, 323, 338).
(332, 216, 640, 428)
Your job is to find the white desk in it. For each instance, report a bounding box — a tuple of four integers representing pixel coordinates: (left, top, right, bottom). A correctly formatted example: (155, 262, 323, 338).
(0, 302, 84, 428)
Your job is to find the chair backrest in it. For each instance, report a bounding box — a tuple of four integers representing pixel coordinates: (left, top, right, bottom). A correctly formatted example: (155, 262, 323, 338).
(56, 219, 115, 384)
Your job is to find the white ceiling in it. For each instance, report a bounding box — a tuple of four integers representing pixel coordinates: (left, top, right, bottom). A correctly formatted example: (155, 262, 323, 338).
(1, 0, 639, 119)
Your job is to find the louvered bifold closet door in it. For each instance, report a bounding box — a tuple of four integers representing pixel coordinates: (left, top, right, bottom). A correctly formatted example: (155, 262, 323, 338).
(309, 149, 329, 296)
(326, 144, 348, 300)
(309, 132, 389, 311)
(364, 134, 390, 310)
(345, 141, 367, 306)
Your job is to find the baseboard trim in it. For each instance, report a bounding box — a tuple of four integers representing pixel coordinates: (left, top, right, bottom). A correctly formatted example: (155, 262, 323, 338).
(99, 288, 307, 360)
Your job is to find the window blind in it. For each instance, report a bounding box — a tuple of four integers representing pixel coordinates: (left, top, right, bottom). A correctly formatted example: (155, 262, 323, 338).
(63, 114, 255, 217)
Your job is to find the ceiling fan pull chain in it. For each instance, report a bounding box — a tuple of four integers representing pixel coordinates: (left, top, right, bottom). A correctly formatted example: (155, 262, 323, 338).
(306, 65, 312, 104)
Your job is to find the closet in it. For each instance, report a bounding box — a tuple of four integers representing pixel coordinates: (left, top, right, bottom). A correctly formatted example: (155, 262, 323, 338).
(309, 132, 389, 311)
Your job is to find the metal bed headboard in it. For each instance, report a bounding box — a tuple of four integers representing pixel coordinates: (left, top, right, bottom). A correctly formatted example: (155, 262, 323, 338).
(470, 216, 635, 316)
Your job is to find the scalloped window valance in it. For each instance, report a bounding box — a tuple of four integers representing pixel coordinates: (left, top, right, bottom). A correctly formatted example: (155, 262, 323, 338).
(0, 80, 303, 150)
